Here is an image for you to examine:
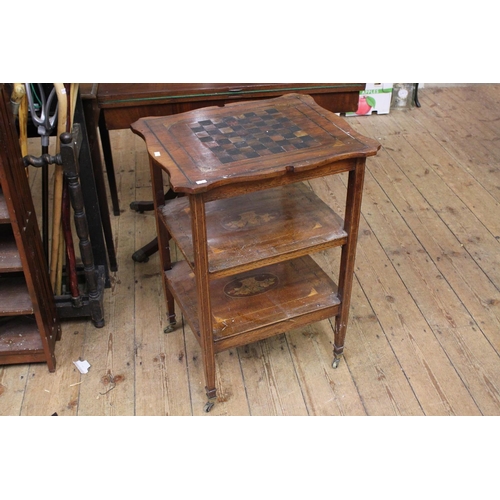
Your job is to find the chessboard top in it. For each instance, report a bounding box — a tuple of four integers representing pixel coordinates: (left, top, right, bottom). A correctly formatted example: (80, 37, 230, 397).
(131, 93, 380, 194)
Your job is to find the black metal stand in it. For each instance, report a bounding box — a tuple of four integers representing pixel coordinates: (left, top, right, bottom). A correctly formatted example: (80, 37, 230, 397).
(414, 83, 421, 108)
(23, 108, 109, 328)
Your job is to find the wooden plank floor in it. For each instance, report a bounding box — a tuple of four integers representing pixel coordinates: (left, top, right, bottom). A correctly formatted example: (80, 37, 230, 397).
(1, 84, 499, 416)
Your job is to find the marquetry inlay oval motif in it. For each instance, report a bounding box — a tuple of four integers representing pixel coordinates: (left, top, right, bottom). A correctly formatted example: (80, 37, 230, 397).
(224, 273, 279, 298)
(221, 210, 279, 230)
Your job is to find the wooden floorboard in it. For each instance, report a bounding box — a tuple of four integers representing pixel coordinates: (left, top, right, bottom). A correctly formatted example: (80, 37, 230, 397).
(1, 84, 499, 416)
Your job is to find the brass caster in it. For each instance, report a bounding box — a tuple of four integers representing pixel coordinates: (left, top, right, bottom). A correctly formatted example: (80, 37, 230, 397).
(203, 401, 214, 413)
(163, 322, 176, 334)
(332, 356, 342, 369)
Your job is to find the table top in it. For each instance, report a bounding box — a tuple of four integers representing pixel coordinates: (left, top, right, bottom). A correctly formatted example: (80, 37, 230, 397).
(97, 83, 364, 108)
(131, 93, 380, 194)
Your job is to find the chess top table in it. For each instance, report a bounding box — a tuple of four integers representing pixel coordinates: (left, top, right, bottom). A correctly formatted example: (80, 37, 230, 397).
(131, 93, 380, 411)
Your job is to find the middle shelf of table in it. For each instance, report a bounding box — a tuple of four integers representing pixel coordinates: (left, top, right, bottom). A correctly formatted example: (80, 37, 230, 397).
(159, 181, 348, 278)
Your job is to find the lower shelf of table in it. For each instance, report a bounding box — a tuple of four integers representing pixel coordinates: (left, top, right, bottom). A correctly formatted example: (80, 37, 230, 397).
(166, 255, 340, 352)
(0, 315, 47, 366)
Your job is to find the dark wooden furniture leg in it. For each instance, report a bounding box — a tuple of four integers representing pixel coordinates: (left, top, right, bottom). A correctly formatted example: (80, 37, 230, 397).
(98, 110, 120, 216)
(132, 189, 179, 262)
(81, 91, 118, 272)
(130, 199, 155, 213)
(190, 194, 216, 410)
(131, 238, 158, 263)
(333, 159, 366, 367)
(149, 159, 176, 331)
(130, 189, 177, 213)
(414, 83, 421, 108)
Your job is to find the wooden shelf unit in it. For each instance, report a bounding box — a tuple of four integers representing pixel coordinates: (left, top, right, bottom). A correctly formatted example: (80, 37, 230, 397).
(131, 93, 380, 408)
(0, 83, 61, 371)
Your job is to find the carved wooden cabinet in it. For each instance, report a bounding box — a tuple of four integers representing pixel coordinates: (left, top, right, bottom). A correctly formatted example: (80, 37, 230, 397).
(0, 84, 61, 371)
(131, 93, 380, 411)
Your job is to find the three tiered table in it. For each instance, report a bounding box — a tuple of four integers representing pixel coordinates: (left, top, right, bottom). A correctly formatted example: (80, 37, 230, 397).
(131, 93, 380, 411)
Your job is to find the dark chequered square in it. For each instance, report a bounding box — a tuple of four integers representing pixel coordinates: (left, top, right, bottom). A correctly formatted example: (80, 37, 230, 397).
(189, 108, 320, 164)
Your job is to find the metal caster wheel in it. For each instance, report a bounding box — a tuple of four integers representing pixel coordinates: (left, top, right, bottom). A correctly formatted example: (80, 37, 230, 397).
(164, 322, 176, 333)
(203, 401, 214, 413)
(332, 356, 341, 369)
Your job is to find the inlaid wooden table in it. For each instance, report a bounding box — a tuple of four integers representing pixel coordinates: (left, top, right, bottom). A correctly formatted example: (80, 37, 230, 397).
(131, 93, 380, 411)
